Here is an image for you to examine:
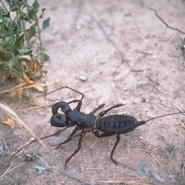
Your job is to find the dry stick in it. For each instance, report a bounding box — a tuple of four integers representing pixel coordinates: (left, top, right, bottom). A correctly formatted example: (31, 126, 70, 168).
(0, 161, 27, 180)
(60, 171, 92, 185)
(87, 12, 130, 66)
(3, 138, 9, 152)
(0, 103, 48, 151)
(40, 179, 49, 185)
(15, 103, 53, 112)
(137, 0, 185, 34)
(137, 1, 184, 74)
(180, 121, 185, 129)
(0, 78, 62, 95)
(99, 180, 152, 184)
(71, 0, 83, 35)
(0, 161, 15, 180)
(182, 164, 185, 177)
(149, 153, 167, 171)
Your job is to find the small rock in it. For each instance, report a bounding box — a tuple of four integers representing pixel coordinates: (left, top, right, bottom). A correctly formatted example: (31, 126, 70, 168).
(76, 24, 81, 30)
(79, 76, 88, 82)
(80, 165, 85, 172)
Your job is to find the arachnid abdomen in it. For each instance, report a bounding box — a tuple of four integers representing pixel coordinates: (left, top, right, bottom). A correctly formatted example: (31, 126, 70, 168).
(96, 115, 141, 134)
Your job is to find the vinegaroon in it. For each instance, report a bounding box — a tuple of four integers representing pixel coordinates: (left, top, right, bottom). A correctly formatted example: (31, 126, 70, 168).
(10, 86, 184, 169)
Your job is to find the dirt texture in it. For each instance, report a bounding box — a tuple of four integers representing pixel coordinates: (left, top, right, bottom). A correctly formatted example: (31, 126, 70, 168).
(0, 0, 185, 185)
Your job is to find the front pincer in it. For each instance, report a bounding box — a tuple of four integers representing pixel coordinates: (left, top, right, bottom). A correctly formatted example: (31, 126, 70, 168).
(50, 114, 67, 127)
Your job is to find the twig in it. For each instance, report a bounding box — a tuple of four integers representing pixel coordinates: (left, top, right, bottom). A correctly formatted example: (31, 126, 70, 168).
(71, 0, 83, 34)
(0, 78, 62, 95)
(149, 153, 167, 171)
(118, 161, 137, 171)
(0, 103, 49, 154)
(3, 138, 9, 152)
(113, 170, 116, 185)
(60, 171, 92, 185)
(40, 178, 49, 185)
(87, 12, 130, 65)
(15, 103, 53, 112)
(137, 0, 185, 34)
(0, 161, 27, 180)
(180, 121, 185, 129)
(173, 104, 185, 116)
(98, 180, 152, 184)
(160, 102, 174, 109)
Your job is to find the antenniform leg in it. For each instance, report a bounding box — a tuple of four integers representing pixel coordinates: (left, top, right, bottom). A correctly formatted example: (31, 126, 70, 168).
(93, 130, 120, 164)
(90, 103, 105, 115)
(98, 104, 124, 117)
(41, 86, 85, 111)
(10, 129, 66, 162)
(65, 129, 87, 169)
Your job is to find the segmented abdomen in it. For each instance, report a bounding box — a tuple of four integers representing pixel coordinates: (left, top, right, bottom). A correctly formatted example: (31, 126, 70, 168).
(96, 115, 137, 134)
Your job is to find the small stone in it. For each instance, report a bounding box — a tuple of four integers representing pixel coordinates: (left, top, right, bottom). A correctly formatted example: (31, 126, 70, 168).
(80, 165, 85, 172)
(152, 55, 157, 59)
(79, 76, 88, 82)
(76, 24, 81, 30)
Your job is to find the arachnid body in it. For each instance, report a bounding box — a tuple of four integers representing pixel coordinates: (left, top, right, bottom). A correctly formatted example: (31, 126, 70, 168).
(11, 86, 183, 169)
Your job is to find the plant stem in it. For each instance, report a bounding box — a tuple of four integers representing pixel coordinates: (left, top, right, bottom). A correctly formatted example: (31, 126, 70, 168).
(16, 7, 30, 49)
(0, 0, 8, 13)
(35, 16, 44, 62)
(37, 21, 43, 51)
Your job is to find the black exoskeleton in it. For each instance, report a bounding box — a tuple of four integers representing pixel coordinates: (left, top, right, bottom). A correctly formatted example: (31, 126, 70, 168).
(10, 86, 183, 169)
(49, 86, 181, 169)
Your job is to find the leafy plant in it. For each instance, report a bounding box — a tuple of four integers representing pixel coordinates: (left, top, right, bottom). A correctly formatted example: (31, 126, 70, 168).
(0, 0, 50, 90)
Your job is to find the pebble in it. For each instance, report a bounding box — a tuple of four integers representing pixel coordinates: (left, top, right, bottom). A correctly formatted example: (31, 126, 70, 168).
(79, 76, 88, 82)
(80, 165, 85, 172)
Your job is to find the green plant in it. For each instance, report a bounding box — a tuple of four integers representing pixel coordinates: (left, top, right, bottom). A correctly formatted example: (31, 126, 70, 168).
(0, 0, 50, 82)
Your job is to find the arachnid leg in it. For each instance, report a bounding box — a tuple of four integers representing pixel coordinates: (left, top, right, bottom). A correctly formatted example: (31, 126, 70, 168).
(55, 126, 79, 149)
(93, 130, 120, 164)
(99, 104, 125, 117)
(67, 99, 81, 104)
(39, 86, 85, 111)
(10, 129, 66, 162)
(110, 133, 120, 165)
(65, 129, 87, 169)
(90, 103, 105, 115)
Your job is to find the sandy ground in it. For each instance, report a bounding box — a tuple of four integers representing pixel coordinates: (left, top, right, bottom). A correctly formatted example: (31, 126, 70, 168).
(0, 0, 185, 184)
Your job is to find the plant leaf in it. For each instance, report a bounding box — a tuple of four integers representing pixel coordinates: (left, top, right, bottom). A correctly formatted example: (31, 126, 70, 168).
(13, 34, 24, 50)
(22, 72, 34, 87)
(2, 118, 14, 129)
(32, 83, 44, 92)
(8, 57, 16, 68)
(18, 49, 32, 55)
(39, 8, 46, 19)
(28, 24, 37, 41)
(42, 17, 50, 30)
(32, 0, 39, 13)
